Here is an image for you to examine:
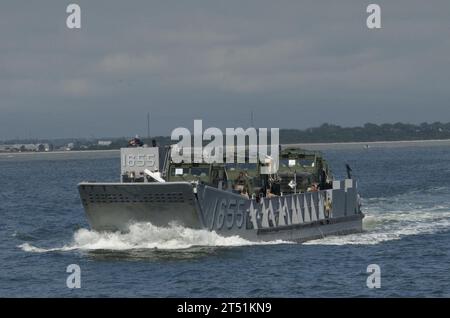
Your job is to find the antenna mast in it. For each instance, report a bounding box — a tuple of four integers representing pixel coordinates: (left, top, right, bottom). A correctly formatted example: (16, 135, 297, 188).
(147, 112, 150, 138)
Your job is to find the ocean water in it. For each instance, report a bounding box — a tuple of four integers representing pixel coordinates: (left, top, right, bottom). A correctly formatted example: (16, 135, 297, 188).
(1, 145, 449, 297)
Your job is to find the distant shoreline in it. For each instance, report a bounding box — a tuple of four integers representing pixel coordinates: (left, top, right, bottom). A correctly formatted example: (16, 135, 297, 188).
(285, 138, 450, 150)
(290, 138, 450, 146)
(1, 138, 450, 158)
(0, 149, 120, 157)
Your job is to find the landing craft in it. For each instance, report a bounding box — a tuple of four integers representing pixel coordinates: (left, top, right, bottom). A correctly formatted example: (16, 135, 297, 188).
(78, 144, 364, 242)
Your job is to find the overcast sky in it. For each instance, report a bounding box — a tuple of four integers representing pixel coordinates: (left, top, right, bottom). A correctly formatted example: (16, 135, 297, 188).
(1, 1, 449, 139)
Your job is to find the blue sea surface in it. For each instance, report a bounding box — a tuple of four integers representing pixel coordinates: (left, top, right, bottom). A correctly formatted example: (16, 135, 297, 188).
(0, 146, 449, 297)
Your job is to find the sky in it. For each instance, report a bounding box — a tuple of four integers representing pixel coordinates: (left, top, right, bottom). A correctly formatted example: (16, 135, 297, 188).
(1, 0, 449, 139)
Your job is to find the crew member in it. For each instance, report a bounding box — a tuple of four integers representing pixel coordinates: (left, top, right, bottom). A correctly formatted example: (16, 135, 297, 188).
(324, 197, 332, 218)
(128, 135, 144, 147)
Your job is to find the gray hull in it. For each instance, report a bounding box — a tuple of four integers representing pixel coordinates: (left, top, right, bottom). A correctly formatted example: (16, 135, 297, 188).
(78, 182, 202, 231)
(78, 180, 363, 243)
(256, 215, 363, 242)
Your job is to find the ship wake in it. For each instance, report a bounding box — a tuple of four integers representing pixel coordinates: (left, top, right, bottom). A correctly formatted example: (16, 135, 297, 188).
(19, 222, 288, 253)
(305, 188, 450, 245)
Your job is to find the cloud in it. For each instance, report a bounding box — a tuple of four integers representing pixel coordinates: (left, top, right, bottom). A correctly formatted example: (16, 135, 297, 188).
(61, 79, 91, 97)
(205, 40, 309, 71)
(1, 0, 450, 138)
(98, 53, 168, 74)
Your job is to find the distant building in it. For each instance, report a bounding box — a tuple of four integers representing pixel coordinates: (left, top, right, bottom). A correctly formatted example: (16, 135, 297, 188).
(66, 143, 75, 151)
(98, 140, 112, 146)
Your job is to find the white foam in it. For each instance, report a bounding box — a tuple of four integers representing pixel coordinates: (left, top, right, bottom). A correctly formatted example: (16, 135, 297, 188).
(19, 243, 61, 253)
(306, 184, 450, 245)
(305, 206, 450, 245)
(19, 222, 288, 253)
